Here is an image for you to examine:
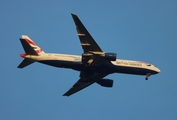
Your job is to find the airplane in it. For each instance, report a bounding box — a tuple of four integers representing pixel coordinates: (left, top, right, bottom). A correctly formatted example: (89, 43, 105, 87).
(18, 13, 160, 96)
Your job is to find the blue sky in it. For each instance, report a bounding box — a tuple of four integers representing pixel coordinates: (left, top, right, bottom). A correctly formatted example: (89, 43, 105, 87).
(1, 0, 177, 120)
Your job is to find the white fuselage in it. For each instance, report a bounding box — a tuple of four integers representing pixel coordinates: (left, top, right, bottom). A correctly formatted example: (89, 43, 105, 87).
(23, 53, 160, 76)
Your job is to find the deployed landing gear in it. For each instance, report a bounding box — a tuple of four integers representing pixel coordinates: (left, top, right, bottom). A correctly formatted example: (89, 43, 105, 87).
(145, 73, 151, 80)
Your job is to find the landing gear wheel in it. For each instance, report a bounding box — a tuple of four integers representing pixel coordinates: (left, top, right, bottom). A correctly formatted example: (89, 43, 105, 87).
(145, 73, 151, 80)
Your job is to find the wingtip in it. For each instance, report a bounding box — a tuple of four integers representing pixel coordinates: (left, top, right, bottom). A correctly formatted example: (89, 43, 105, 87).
(71, 13, 76, 15)
(62, 94, 69, 97)
(71, 13, 77, 17)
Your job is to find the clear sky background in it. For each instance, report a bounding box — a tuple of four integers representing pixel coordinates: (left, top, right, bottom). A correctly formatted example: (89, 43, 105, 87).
(1, 0, 177, 120)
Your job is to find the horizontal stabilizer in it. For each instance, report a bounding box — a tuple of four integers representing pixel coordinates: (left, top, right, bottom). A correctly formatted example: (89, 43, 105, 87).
(17, 59, 34, 68)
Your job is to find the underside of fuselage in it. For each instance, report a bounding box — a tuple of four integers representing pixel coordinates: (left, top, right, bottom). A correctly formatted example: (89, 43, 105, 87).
(38, 60, 158, 76)
(38, 60, 114, 73)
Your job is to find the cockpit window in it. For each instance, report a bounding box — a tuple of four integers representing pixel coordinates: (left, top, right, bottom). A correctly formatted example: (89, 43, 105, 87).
(146, 64, 151, 66)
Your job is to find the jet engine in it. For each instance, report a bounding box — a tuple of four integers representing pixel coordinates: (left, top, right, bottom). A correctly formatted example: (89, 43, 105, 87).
(103, 53, 117, 61)
(96, 79, 114, 87)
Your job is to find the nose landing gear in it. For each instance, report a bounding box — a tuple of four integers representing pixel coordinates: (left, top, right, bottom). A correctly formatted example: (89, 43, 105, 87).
(145, 73, 151, 80)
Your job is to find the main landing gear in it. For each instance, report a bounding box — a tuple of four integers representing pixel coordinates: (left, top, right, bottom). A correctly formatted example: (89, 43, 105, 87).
(145, 73, 151, 80)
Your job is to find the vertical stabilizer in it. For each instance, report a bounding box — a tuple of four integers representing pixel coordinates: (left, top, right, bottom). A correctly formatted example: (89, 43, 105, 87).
(20, 35, 45, 55)
(18, 35, 45, 68)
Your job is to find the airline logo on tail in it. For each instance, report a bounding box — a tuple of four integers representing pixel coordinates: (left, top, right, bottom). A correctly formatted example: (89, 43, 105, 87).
(17, 35, 45, 68)
(21, 35, 45, 55)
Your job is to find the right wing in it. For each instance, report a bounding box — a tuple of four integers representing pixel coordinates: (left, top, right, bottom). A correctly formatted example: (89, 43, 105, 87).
(63, 72, 108, 96)
(62, 78, 95, 96)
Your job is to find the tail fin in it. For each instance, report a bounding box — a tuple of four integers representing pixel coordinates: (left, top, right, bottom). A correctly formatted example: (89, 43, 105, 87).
(18, 35, 45, 68)
(20, 35, 45, 55)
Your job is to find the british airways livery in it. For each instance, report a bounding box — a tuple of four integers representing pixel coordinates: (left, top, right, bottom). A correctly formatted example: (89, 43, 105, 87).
(18, 14, 160, 96)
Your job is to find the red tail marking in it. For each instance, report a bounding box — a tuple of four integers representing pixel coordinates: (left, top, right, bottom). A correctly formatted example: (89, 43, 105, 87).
(35, 49, 43, 53)
(20, 54, 27, 58)
(24, 38, 37, 46)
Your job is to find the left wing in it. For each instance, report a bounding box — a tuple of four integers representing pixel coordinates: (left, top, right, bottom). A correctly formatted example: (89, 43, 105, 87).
(63, 72, 107, 96)
(71, 13, 102, 53)
(71, 13, 112, 66)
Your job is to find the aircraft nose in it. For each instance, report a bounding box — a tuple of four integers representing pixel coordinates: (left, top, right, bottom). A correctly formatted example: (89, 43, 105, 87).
(156, 67, 161, 73)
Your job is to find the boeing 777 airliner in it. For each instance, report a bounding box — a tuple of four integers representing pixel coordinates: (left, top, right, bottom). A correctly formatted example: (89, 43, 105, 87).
(18, 14, 160, 96)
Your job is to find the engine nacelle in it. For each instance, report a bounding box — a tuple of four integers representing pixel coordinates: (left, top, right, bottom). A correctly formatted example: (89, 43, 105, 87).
(96, 79, 114, 87)
(104, 53, 117, 61)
